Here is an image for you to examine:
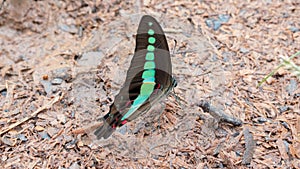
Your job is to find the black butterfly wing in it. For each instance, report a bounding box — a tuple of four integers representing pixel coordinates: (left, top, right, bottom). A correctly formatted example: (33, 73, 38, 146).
(117, 15, 173, 120)
(94, 15, 175, 139)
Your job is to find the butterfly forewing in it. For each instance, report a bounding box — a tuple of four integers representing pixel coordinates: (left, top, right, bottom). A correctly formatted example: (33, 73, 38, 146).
(93, 15, 175, 139)
(118, 15, 173, 118)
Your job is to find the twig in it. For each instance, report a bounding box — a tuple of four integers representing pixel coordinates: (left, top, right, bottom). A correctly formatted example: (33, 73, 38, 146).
(197, 100, 243, 126)
(242, 128, 255, 165)
(0, 92, 64, 136)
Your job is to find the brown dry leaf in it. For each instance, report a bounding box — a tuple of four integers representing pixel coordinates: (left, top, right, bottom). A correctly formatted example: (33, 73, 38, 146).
(34, 125, 45, 131)
(1, 136, 16, 146)
(289, 142, 300, 158)
(173, 156, 191, 168)
(165, 111, 177, 124)
(4, 156, 21, 168)
(291, 159, 300, 169)
(46, 126, 59, 137)
(276, 138, 289, 160)
(252, 102, 278, 118)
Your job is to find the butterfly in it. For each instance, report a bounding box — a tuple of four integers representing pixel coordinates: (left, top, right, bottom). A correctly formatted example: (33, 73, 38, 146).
(94, 15, 177, 139)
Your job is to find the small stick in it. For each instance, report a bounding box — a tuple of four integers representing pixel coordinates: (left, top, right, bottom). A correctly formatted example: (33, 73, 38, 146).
(197, 100, 242, 126)
(0, 92, 64, 136)
(242, 128, 255, 164)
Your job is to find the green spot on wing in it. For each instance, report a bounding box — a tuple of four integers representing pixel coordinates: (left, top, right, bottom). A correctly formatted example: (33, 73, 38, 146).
(147, 45, 155, 51)
(144, 61, 155, 69)
(148, 29, 154, 35)
(148, 37, 156, 44)
(145, 52, 154, 60)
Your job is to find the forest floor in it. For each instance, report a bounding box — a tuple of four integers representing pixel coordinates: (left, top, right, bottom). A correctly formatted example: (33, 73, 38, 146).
(0, 0, 299, 168)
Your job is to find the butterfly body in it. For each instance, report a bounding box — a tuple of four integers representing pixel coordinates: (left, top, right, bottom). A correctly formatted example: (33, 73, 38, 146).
(94, 15, 176, 139)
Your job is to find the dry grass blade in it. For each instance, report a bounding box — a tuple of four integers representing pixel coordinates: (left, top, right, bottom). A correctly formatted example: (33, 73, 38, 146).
(258, 51, 300, 86)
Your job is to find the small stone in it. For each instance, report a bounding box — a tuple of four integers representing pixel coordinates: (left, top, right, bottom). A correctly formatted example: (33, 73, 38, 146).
(266, 77, 275, 85)
(218, 14, 230, 23)
(50, 119, 59, 126)
(118, 125, 128, 135)
(59, 24, 78, 34)
(51, 67, 72, 82)
(51, 78, 63, 85)
(64, 135, 73, 142)
(38, 131, 50, 139)
(289, 26, 299, 33)
(278, 106, 290, 113)
(47, 127, 59, 137)
(205, 17, 225, 31)
(17, 134, 28, 142)
(11, 108, 20, 116)
(78, 51, 104, 67)
(40, 80, 52, 95)
(257, 117, 268, 123)
(240, 47, 249, 54)
(1, 136, 15, 146)
(286, 79, 297, 95)
(69, 162, 80, 169)
(1, 155, 7, 161)
(56, 114, 67, 124)
(1, 89, 7, 96)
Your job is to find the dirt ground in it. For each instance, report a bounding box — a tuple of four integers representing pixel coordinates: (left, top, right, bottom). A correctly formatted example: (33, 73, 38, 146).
(0, 0, 299, 168)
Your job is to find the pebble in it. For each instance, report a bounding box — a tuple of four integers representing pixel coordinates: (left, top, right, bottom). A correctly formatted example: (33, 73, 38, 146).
(38, 131, 50, 139)
(51, 78, 63, 85)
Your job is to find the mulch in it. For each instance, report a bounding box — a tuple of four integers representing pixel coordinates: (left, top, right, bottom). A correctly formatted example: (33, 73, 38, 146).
(0, 0, 299, 168)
